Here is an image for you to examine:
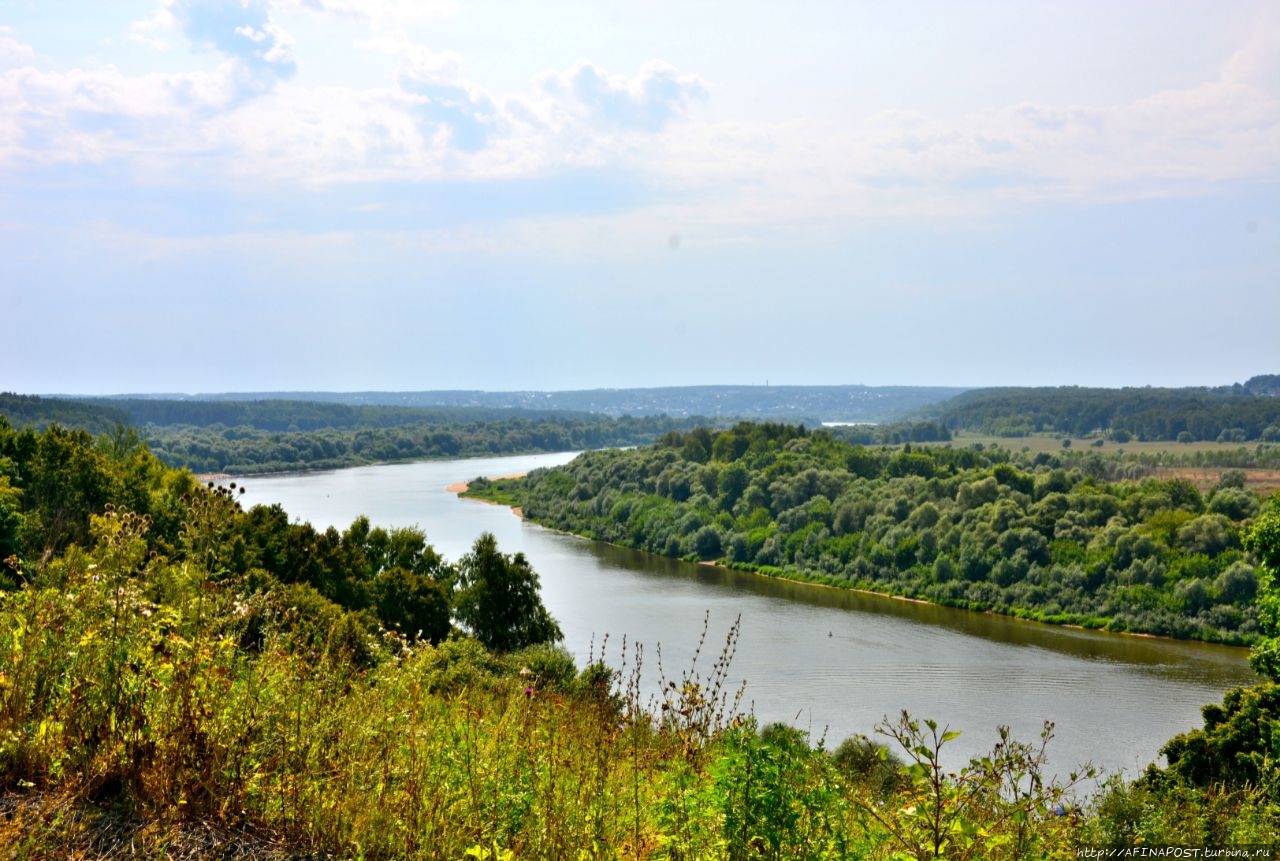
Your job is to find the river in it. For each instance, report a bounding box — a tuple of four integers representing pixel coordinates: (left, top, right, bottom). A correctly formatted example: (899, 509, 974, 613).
(234, 451, 1258, 780)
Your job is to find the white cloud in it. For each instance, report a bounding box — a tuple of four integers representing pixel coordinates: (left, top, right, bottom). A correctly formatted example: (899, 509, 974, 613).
(170, 0, 296, 84)
(0, 61, 245, 171)
(534, 60, 708, 133)
(1220, 7, 1280, 89)
(359, 31, 462, 78)
(3, 3, 1277, 248)
(284, 0, 459, 29)
(0, 27, 37, 68)
(128, 6, 178, 51)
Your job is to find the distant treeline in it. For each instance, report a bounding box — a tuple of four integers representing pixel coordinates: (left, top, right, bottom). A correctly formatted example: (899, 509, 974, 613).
(479, 422, 1273, 643)
(825, 420, 952, 445)
(936, 376, 1280, 441)
(8, 373, 1280, 475)
(0, 393, 131, 435)
(144, 415, 716, 474)
(0, 393, 721, 474)
(71, 396, 605, 432)
(101, 384, 971, 422)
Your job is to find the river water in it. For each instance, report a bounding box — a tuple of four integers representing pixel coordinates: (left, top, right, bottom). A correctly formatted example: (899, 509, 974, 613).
(234, 452, 1258, 780)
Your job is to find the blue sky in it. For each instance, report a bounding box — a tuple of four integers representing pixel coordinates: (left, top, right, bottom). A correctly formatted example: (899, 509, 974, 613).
(2, 0, 1277, 394)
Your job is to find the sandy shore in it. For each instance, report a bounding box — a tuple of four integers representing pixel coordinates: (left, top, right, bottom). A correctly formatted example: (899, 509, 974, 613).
(445, 472, 527, 494)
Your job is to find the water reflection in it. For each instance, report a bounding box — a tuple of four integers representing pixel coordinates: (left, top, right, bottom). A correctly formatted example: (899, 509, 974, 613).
(575, 538, 1252, 686)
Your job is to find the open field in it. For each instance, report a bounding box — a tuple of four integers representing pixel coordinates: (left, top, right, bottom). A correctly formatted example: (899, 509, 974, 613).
(945, 431, 1275, 457)
(1157, 467, 1280, 495)
(937, 433, 1280, 494)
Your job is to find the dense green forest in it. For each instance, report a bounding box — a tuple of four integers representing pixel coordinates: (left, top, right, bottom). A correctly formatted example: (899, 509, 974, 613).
(1, 417, 1279, 856)
(476, 423, 1277, 643)
(934, 376, 1280, 441)
(824, 421, 953, 446)
(141, 413, 714, 474)
(0, 393, 132, 436)
(0, 394, 719, 475)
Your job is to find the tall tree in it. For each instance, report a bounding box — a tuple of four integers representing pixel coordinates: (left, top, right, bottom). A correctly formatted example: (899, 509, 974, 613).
(453, 532, 562, 652)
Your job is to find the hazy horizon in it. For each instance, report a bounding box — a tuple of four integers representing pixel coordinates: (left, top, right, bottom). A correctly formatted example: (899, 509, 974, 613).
(4, 2, 1278, 394)
(23, 376, 1277, 401)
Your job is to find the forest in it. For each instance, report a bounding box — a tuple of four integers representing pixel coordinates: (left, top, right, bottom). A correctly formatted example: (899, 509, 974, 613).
(0, 394, 717, 475)
(1, 417, 1279, 856)
(933, 376, 1280, 441)
(6, 375, 1278, 476)
(140, 413, 712, 475)
(475, 422, 1277, 643)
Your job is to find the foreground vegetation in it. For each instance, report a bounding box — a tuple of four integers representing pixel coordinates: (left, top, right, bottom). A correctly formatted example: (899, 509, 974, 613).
(476, 424, 1275, 643)
(2, 417, 1279, 857)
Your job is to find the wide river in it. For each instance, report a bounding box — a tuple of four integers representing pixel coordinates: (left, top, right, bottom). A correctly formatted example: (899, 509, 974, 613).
(235, 452, 1258, 780)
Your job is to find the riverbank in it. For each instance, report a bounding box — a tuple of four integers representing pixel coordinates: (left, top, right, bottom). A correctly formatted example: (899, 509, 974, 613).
(451, 473, 529, 517)
(446, 473, 527, 493)
(462, 481, 1253, 650)
(236, 452, 1258, 783)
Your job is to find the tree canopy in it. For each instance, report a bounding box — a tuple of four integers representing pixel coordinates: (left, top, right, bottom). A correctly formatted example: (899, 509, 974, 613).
(1244, 497, 1280, 680)
(454, 532, 563, 652)
(484, 422, 1278, 643)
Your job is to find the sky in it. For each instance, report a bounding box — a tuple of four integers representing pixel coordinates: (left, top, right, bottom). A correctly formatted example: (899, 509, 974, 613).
(2, 0, 1278, 395)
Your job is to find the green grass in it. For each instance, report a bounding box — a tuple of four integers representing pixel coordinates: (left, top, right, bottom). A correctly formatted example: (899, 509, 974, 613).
(460, 476, 526, 508)
(2, 509, 1276, 858)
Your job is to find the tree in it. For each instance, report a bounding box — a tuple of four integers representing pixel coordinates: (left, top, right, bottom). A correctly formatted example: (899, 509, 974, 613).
(1244, 498, 1280, 681)
(375, 566, 451, 644)
(24, 424, 118, 556)
(453, 532, 562, 651)
(692, 525, 722, 560)
(0, 470, 22, 586)
(1159, 683, 1280, 788)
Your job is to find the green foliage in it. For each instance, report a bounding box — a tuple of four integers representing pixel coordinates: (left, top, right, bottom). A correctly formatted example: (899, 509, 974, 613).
(831, 734, 904, 798)
(1084, 683, 1280, 850)
(0, 393, 131, 435)
(3, 397, 720, 475)
(505, 422, 1271, 643)
(708, 722, 848, 861)
(869, 713, 1093, 861)
(454, 532, 563, 652)
(1083, 772, 1279, 848)
(1158, 684, 1280, 788)
(375, 564, 451, 644)
(1245, 497, 1280, 680)
(0, 468, 23, 586)
(937, 384, 1280, 442)
(1, 409, 1272, 858)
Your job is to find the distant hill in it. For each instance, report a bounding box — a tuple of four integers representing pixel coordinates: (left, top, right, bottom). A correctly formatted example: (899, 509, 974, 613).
(86, 385, 970, 424)
(934, 376, 1280, 441)
(65, 398, 584, 432)
(0, 393, 130, 435)
(19, 377, 1278, 444)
